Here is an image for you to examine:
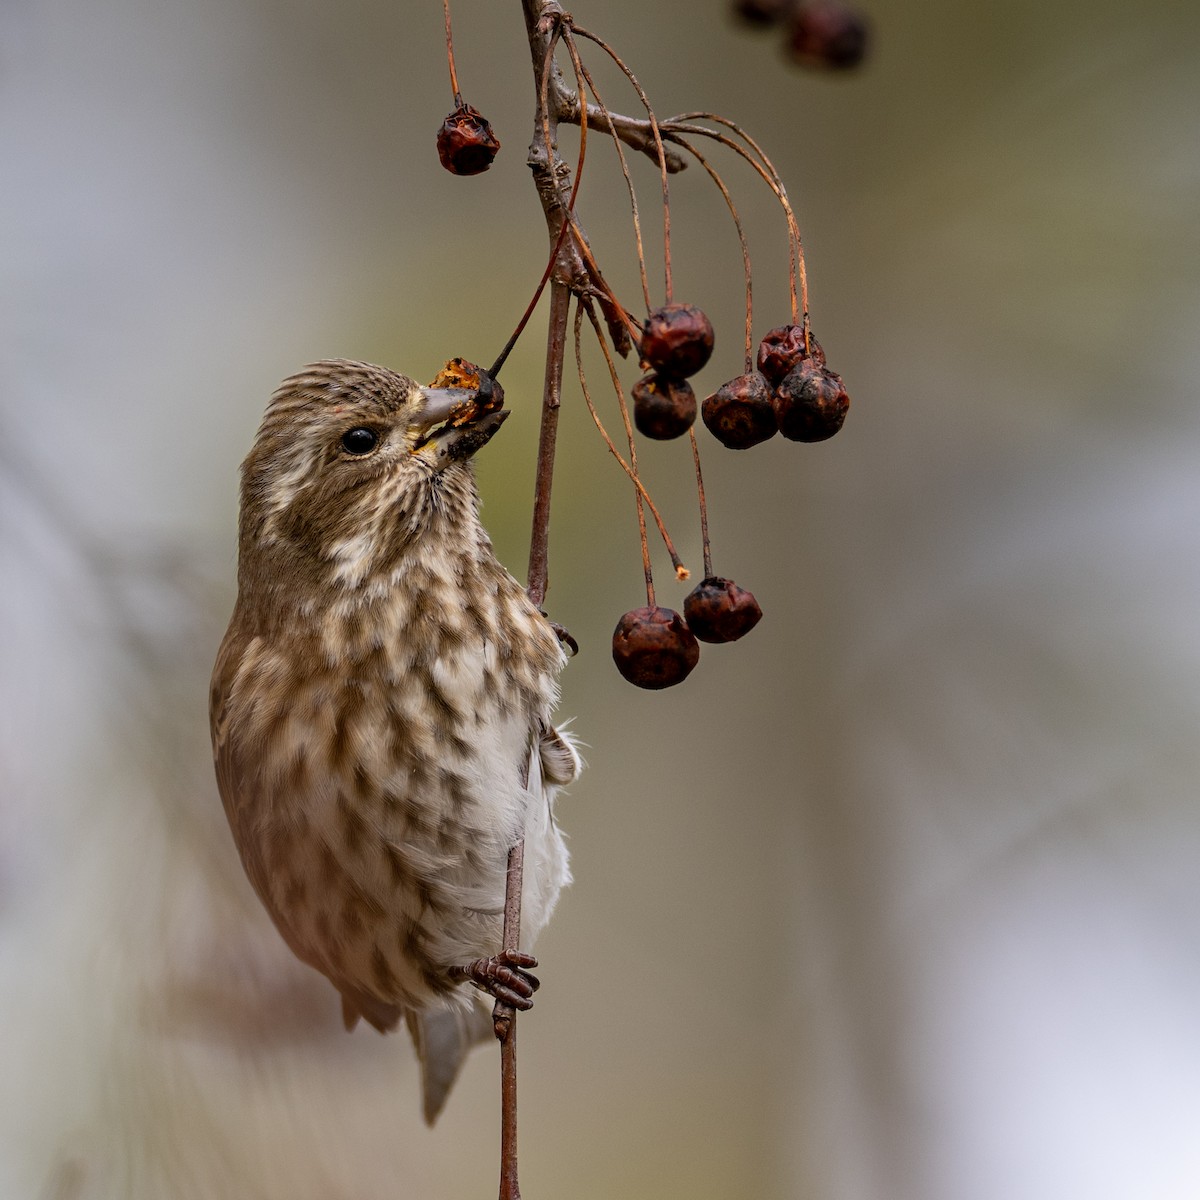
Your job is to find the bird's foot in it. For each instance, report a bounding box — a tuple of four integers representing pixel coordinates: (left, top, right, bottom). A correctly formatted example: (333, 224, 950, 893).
(542, 614, 578, 657)
(450, 951, 540, 1010)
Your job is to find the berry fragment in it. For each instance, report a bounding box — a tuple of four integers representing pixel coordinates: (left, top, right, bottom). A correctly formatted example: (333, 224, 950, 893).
(786, 3, 869, 70)
(772, 363, 850, 442)
(428, 357, 505, 412)
(756, 324, 825, 387)
(639, 304, 715, 379)
(702, 372, 777, 449)
(436, 104, 501, 175)
(683, 577, 763, 643)
(633, 373, 697, 441)
(612, 606, 700, 689)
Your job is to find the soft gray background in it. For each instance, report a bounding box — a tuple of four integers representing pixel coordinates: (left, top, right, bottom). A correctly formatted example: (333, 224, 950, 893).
(3, 2, 1200, 1198)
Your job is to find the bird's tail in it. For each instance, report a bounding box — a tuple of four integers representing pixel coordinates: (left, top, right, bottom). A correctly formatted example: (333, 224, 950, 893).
(405, 999, 495, 1124)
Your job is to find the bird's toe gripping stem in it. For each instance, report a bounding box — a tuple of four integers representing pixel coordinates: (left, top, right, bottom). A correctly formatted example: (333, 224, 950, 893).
(450, 950, 541, 1010)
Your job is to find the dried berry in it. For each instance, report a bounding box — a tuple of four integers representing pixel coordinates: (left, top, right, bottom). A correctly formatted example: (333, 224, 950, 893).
(756, 324, 825, 387)
(639, 304, 715, 379)
(612, 606, 700, 689)
(427, 357, 504, 412)
(683, 577, 763, 643)
(633, 373, 697, 440)
(786, 3, 869, 70)
(702, 372, 777, 449)
(436, 104, 501, 175)
(773, 363, 849, 442)
(733, 0, 795, 25)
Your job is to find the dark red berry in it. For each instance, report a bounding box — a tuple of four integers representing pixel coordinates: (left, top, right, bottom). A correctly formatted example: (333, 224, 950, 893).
(633, 373, 697, 440)
(702, 372, 777, 449)
(683, 577, 763, 643)
(756, 324, 825, 387)
(612, 606, 700, 689)
(639, 304, 715, 379)
(786, 3, 869, 70)
(733, 0, 795, 25)
(773, 363, 849, 442)
(436, 104, 501, 175)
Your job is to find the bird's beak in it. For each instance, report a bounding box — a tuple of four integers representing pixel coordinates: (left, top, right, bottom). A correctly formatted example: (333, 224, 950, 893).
(413, 373, 509, 465)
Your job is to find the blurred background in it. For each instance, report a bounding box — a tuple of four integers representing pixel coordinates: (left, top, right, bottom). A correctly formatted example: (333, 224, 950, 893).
(3, 1, 1200, 1197)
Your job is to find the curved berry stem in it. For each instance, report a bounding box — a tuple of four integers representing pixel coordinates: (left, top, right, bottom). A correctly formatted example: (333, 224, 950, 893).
(689, 428, 714, 581)
(442, 0, 463, 107)
(576, 298, 688, 588)
(665, 113, 810, 341)
(561, 30, 652, 314)
(670, 133, 754, 374)
(571, 24, 674, 303)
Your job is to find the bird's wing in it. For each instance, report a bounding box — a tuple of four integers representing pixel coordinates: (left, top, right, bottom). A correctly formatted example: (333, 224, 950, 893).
(210, 629, 335, 980)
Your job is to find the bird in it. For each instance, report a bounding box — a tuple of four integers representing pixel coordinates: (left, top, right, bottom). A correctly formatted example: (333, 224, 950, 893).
(209, 359, 580, 1123)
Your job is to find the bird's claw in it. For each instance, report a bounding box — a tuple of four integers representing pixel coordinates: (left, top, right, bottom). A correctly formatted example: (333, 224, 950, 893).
(548, 618, 579, 657)
(451, 951, 540, 1010)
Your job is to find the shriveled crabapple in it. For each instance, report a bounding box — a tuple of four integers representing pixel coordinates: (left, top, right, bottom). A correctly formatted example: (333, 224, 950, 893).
(612, 606, 700, 689)
(683, 577, 763, 643)
(632, 373, 697, 441)
(756, 324, 825, 387)
(772, 362, 850, 442)
(702, 372, 777, 449)
(638, 304, 715, 379)
(437, 103, 501, 175)
(785, 2, 869, 70)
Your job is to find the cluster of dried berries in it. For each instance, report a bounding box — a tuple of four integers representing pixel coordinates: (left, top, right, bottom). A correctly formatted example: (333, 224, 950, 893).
(734, 0, 869, 70)
(434, 6, 857, 690)
(706, 324, 849, 447)
(632, 309, 850, 450)
(632, 303, 714, 440)
(612, 577, 764, 689)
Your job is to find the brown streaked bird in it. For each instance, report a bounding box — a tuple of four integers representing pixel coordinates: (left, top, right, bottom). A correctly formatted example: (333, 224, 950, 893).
(209, 360, 580, 1123)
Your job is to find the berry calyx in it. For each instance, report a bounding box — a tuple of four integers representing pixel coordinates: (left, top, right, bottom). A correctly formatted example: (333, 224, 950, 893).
(633, 373, 697, 440)
(756, 324, 825, 387)
(612, 606, 700, 689)
(786, 3, 869, 70)
(639, 304, 715, 379)
(436, 104, 501, 175)
(702, 372, 777, 449)
(683, 577, 763, 643)
(772, 363, 849, 442)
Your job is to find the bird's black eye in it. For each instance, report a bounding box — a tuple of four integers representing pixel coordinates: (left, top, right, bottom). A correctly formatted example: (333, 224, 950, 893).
(340, 427, 379, 455)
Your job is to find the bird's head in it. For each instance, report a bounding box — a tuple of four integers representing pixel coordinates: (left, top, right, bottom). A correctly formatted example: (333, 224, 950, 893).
(236, 359, 508, 596)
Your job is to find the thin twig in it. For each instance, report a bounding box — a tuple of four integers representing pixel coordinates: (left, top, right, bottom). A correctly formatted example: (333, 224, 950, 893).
(526, 277, 572, 609)
(442, 0, 463, 107)
(491, 25, 587, 379)
(559, 98, 688, 173)
(491, 9, 589, 1200)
